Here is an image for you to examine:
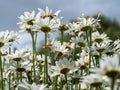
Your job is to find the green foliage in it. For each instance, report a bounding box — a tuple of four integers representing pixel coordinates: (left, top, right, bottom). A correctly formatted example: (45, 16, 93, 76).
(94, 15, 120, 40)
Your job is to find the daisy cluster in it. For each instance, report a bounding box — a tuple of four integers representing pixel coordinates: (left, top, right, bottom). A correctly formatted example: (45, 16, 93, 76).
(0, 7, 120, 90)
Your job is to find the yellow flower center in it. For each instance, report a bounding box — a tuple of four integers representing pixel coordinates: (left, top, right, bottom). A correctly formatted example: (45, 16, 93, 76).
(40, 25, 51, 33)
(90, 82, 102, 87)
(27, 19, 34, 25)
(60, 67, 70, 74)
(16, 67, 26, 72)
(13, 57, 21, 62)
(78, 42, 85, 47)
(80, 25, 92, 31)
(105, 51, 114, 56)
(0, 42, 4, 47)
(105, 70, 119, 78)
(59, 24, 68, 31)
(94, 38, 103, 43)
(41, 14, 55, 19)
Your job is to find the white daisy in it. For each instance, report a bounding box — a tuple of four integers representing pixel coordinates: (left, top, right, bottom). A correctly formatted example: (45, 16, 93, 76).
(76, 57, 89, 70)
(77, 14, 101, 32)
(33, 17, 60, 33)
(82, 73, 103, 87)
(7, 60, 32, 73)
(36, 6, 61, 20)
(66, 22, 80, 36)
(49, 40, 69, 55)
(92, 54, 120, 79)
(92, 31, 111, 44)
(50, 58, 78, 77)
(17, 11, 35, 33)
(70, 36, 87, 47)
(8, 48, 31, 62)
(92, 43, 109, 54)
(0, 31, 17, 47)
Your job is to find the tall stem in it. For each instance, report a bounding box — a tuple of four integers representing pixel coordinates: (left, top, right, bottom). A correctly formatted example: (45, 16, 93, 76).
(17, 61, 19, 83)
(8, 46, 11, 90)
(111, 78, 115, 90)
(73, 44, 76, 60)
(65, 74, 68, 90)
(0, 55, 4, 90)
(89, 30, 92, 69)
(61, 31, 64, 44)
(54, 76, 58, 90)
(44, 32, 48, 83)
(20, 72, 22, 82)
(31, 32, 37, 80)
(9, 73, 11, 90)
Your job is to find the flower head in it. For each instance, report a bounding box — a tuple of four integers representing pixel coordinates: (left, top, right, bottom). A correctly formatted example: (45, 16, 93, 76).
(37, 6, 61, 20)
(50, 58, 78, 77)
(92, 54, 120, 79)
(33, 17, 60, 33)
(17, 11, 35, 33)
(77, 14, 101, 32)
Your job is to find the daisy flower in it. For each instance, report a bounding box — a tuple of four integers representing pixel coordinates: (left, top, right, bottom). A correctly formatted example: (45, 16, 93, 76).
(8, 48, 31, 62)
(7, 60, 32, 73)
(76, 57, 89, 70)
(92, 54, 120, 79)
(36, 6, 61, 20)
(92, 31, 111, 44)
(50, 58, 78, 77)
(17, 11, 35, 33)
(49, 40, 69, 55)
(92, 43, 110, 54)
(66, 22, 80, 36)
(0, 31, 17, 47)
(82, 73, 103, 87)
(33, 17, 60, 33)
(70, 36, 87, 48)
(77, 14, 101, 32)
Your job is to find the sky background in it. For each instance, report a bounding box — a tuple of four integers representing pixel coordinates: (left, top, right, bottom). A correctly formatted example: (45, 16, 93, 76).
(0, 0, 120, 48)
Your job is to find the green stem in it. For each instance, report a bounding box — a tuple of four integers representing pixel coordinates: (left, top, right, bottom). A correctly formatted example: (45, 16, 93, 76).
(111, 78, 115, 90)
(17, 61, 19, 83)
(70, 80, 73, 90)
(65, 74, 68, 90)
(89, 51, 91, 69)
(54, 76, 58, 90)
(97, 52, 102, 67)
(73, 44, 76, 60)
(8, 46, 11, 90)
(61, 30, 64, 44)
(89, 30, 92, 47)
(9, 73, 11, 90)
(20, 72, 22, 82)
(0, 55, 4, 90)
(90, 86, 92, 90)
(85, 31, 89, 46)
(60, 81, 64, 90)
(75, 83, 78, 90)
(31, 32, 36, 80)
(89, 30, 92, 69)
(44, 32, 48, 83)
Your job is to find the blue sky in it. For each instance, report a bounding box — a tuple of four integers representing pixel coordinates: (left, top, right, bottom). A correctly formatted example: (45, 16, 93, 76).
(0, 0, 119, 48)
(0, 0, 120, 30)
